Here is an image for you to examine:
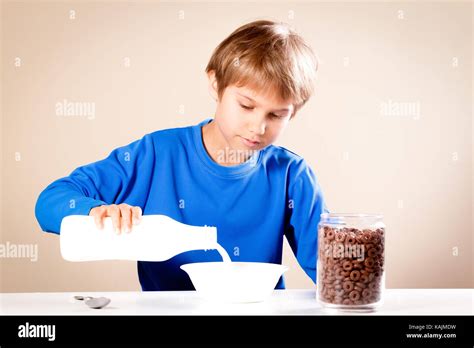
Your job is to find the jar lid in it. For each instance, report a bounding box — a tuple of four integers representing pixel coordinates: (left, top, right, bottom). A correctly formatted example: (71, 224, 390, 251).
(320, 213, 384, 226)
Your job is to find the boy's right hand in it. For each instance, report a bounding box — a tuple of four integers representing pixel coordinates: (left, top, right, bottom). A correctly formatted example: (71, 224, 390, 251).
(89, 204, 142, 234)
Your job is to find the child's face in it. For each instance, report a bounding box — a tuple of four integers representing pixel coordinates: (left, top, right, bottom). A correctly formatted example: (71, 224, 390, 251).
(209, 75, 295, 152)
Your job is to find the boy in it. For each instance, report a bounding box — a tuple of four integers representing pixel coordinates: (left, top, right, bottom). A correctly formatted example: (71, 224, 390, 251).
(35, 19, 329, 290)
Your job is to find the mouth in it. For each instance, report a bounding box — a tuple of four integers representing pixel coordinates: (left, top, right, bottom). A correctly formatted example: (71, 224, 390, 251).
(240, 136, 261, 148)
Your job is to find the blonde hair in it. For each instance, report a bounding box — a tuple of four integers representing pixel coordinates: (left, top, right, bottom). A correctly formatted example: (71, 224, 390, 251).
(205, 19, 319, 115)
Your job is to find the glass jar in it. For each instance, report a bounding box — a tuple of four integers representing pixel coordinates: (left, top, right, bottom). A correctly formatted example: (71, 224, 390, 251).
(316, 213, 385, 312)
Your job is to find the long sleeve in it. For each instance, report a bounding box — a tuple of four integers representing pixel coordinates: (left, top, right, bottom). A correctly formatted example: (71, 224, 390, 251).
(284, 159, 329, 283)
(35, 134, 156, 234)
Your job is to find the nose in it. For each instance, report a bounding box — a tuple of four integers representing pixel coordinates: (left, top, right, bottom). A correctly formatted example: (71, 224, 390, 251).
(248, 114, 266, 136)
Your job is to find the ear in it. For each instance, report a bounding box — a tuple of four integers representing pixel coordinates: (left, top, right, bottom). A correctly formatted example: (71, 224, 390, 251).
(207, 70, 219, 102)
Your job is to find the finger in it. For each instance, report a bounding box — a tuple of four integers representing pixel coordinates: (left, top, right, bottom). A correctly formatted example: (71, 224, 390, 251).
(119, 204, 132, 233)
(91, 206, 106, 229)
(108, 205, 121, 234)
(94, 211, 104, 230)
(132, 206, 142, 225)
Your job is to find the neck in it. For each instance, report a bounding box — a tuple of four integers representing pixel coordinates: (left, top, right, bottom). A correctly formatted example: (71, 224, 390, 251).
(202, 120, 252, 166)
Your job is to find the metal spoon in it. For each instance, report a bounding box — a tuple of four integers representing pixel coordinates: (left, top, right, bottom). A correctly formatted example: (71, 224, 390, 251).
(74, 295, 111, 309)
(85, 297, 111, 309)
(74, 295, 93, 301)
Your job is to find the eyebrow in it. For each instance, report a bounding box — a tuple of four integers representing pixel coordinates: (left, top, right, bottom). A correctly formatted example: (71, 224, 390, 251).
(236, 92, 291, 112)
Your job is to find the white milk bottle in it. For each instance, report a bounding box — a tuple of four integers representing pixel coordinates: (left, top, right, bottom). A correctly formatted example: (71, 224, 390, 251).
(59, 214, 225, 262)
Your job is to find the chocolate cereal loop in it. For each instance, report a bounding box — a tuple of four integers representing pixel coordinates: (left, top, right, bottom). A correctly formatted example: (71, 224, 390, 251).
(317, 222, 385, 308)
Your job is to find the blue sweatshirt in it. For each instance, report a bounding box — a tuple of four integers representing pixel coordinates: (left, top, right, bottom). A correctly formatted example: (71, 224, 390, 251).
(35, 118, 329, 290)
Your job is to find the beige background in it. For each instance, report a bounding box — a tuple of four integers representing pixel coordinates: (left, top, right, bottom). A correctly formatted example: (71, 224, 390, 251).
(1, 1, 472, 292)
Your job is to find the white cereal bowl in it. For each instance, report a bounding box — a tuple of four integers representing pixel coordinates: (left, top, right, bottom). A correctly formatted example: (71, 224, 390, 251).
(180, 262, 288, 303)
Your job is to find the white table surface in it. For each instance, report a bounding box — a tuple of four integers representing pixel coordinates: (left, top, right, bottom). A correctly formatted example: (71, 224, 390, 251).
(1, 289, 472, 316)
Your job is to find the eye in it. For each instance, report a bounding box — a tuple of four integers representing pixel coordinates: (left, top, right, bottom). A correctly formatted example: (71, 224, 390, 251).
(240, 104, 253, 110)
(270, 113, 284, 119)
